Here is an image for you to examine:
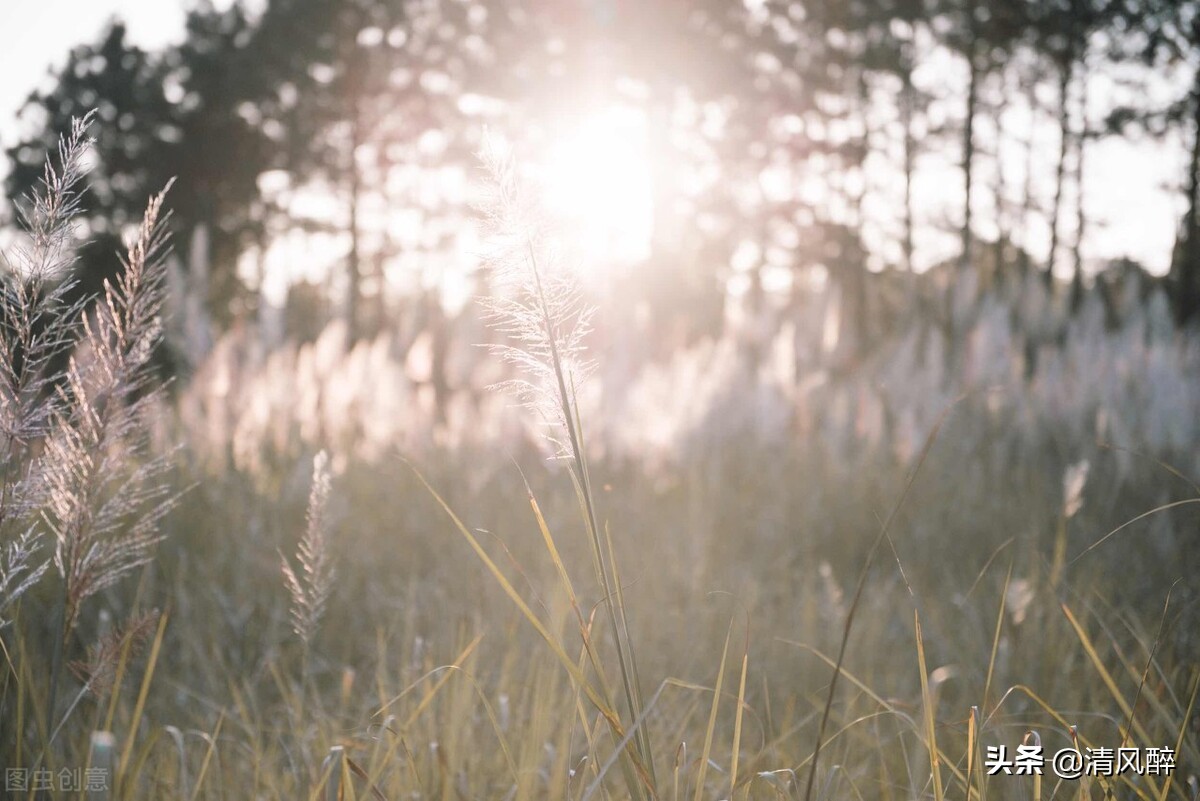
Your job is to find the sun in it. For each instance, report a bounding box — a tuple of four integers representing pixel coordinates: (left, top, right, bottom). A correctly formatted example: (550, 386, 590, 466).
(537, 105, 655, 271)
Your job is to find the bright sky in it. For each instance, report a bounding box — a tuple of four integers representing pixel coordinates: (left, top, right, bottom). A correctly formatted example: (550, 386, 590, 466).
(0, 0, 1189, 277)
(1, 1, 199, 143)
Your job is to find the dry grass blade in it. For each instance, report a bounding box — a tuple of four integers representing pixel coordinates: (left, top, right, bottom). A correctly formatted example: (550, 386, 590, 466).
(914, 610, 944, 801)
(476, 138, 655, 797)
(374, 634, 482, 727)
(1158, 670, 1198, 801)
(1068, 498, 1200, 567)
(800, 396, 961, 801)
(966, 706, 980, 801)
(188, 713, 225, 801)
(982, 562, 1012, 719)
(1120, 581, 1177, 750)
(321, 744, 344, 801)
(118, 608, 169, 779)
(693, 622, 732, 801)
(68, 608, 160, 700)
(408, 463, 653, 795)
(730, 628, 749, 800)
(1060, 603, 1154, 746)
(1023, 730, 1042, 801)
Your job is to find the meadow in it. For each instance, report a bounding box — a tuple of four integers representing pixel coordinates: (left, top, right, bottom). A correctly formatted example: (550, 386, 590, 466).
(1, 114, 1198, 801)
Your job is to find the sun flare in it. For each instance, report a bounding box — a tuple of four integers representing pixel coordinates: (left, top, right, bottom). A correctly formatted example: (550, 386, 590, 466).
(537, 105, 655, 271)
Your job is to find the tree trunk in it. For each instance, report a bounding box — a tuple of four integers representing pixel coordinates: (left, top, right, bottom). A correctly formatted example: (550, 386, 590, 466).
(1173, 68, 1200, 326)
(853, 72, 870, 352)
(1019, 67, 1039, 281)
(1047, 51, 1074, 290)
(346, 110, 362, 340)
(1071, 65, 1088, 312)
(340, 4, 366, 341)
(902, 63, 916, 278)
(992, 67, 1009, 288)
(962, 3, 979, 269)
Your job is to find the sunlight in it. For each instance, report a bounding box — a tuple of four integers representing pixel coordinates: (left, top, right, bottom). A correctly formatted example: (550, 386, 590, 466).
(538, 105, 655, 271)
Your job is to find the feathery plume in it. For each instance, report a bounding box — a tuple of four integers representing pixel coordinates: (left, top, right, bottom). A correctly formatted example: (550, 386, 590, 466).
(474, 137, 657, 789)
(1062, 459, 1089, 519)
(43, 179, 178, 633)
(8, 111, 95, 283)
(476, 135, 595, 454)
(0, 528, 48, 628)
(281, 450, 335, 645)
(68, 608, 160, 699)
(0, 112, 97, 617)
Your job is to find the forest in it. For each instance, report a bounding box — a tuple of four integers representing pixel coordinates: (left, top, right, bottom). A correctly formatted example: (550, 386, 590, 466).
(0, 0, 1198, 798)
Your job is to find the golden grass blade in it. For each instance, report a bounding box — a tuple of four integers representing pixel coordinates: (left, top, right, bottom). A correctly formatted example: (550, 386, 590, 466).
(800, 395, 961, 801)
(730, 640, 748, 800)
(15, 638, 26, 770)
(441, 665, 522, 788)
(119, 608, 168, 778)
(413, 468, 607, 708)
(1120, 582, 1176, 750)
(123, 726, 163, 798)
(962, 539, 1015, 602)
(411, 465, 653, 795)
(322, 745, 344, 801)
(1068, 499, 1200, 566)
(527, 248, 652, 796)
(603, 518, 656, 784)
(371, 634, 481, 726)
(1023, 730, 1041, 801)
(595, 532, 652, 801)
(780, 640, 968, 787)
(0, 629, 16, 691)
(1060, 603, 1154, 746)
(966, 706, 978, 801)
(915, 610, 944, 801)
(1096, 442, 1200, 496)
(583, 679, 688, 801)
(568, 615, 605, 793)
(346, 754, 388, 801)
(188, 712, 224, 801)
(693, 622, 732, 801)
(527, 483, 617, 705)
(165, 724, 189, 798)
(983, 563, 1012, 717)
(672, 741, 684, 801)
(1158, 668, 1199, 801)
(528, 488, 582, 619)
(103, 626, 140, 734)
(983, 685, 1159, 801)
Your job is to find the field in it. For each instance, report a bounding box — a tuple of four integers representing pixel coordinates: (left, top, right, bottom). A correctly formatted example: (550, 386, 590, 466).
(0, 117, 1197, 801)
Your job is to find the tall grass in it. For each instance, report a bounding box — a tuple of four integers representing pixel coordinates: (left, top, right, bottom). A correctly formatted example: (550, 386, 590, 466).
(0, 116, 1196, 800)
(448, 140, 657, 797)
(0, 112, 177, 791)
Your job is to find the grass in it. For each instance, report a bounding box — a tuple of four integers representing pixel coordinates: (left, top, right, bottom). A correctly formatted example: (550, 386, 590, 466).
(0, 116, 1197, 800)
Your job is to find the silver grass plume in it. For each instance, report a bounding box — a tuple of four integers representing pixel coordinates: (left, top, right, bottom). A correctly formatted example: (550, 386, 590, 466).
(281, 450, 335, 645)
(0, 112, 96, 616)
(476, 136, 595, 455)
(67, 607, 160, 699)
(42, 176, 179, 633)
(475, 137, 657, 788)
(0, 529, 48, 628)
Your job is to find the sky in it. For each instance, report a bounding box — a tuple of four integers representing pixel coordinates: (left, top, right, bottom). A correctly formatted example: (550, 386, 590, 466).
(1, 1, 196, 135)
(0, 0, 1190, 278)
